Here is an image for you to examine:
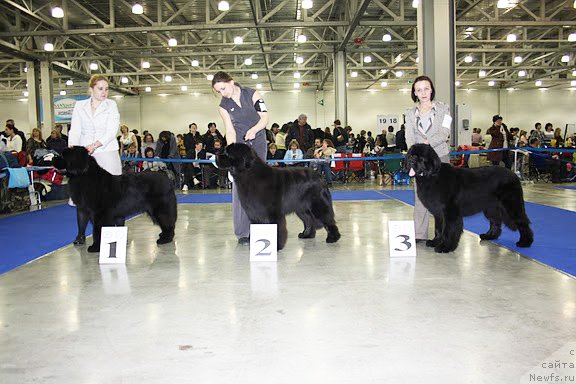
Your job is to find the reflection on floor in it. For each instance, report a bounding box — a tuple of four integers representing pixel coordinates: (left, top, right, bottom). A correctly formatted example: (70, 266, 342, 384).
(0, 182, 575, 383)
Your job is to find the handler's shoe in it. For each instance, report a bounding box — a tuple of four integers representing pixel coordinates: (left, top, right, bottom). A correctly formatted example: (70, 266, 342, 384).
(238, 237, 250, 246)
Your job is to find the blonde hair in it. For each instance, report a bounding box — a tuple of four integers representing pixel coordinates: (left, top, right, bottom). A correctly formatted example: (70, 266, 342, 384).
(120, 124, 129, 134)
(50, 129, 61, 139)
(89, 74, 109, 88)
(32, 127, 43, 140)
(288, 139, 300, 149)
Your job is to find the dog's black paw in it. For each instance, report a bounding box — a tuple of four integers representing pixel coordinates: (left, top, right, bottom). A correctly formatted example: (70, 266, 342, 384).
(326, 232, 341, 243)
(434, 245, 453, 253)
(87, 244, 100, 253)
(73, 234, 86, 245)
(298, 231, 316, 239)
(426, 239, 439, 247)
(157, 233, 174, 244)
(480, 233, 498, 240)
(516, 239, 532, 248)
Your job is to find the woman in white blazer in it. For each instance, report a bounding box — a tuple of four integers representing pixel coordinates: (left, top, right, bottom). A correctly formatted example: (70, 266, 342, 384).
(405, 75, 452, 242)
(68, 74, 122, 245)
(69, 74, 122, 176)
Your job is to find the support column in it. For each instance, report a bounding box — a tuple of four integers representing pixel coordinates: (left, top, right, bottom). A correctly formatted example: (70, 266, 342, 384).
(26, 61, 41, 131)
(417, 0, 456, 146)
(333, 50, 347, 125)
(40, 61, 54, 137)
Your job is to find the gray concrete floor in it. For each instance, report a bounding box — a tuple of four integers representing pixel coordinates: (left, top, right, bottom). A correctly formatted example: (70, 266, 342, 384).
(1, 182, 576, 383)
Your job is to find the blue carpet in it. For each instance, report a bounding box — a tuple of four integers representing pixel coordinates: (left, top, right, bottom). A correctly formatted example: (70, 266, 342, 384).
(556, 186, 576, 190)
(177, 190, 390, 204)
(0, 205, 92, 275)
(380, 189, 576, 277)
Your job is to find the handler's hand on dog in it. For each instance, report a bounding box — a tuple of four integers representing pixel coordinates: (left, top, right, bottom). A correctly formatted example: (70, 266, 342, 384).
(244, 128, 257, 141)
(85, 144, 96, 154)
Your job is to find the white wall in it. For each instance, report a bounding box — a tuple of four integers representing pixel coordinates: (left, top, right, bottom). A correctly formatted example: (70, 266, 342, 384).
(3, 88, 576, 144)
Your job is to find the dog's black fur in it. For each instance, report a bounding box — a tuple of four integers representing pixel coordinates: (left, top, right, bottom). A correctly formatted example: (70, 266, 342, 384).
(217, 143, 341, 250)
(405, 144, 533, 253)
(53, 146, 177, 252)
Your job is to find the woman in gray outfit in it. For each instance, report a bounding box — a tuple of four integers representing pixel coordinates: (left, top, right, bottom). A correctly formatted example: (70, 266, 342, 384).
(405, 75, 452, 242)
(212, 71, 269, 245)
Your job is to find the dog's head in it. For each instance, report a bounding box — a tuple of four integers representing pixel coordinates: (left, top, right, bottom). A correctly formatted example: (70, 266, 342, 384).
(216, 143, 260, 174)
(405, 144, 442, 177)
(52, 146, 92, 176)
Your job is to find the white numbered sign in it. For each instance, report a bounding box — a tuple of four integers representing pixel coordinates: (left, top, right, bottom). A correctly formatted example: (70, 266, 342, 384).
(388, 220, 417, 257)
(250, 224, 277, 262)
(377, 114, 400, 132)
(99, 226, 128, 264)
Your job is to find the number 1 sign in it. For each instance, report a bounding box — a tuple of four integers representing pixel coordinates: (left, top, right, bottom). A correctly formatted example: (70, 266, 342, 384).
(388, 220, 417, 257)
(250, 224, 277, 261)
(99, 226, 128, 264)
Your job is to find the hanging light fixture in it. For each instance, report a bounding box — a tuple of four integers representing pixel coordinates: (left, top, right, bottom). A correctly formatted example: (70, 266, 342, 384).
(89, 63, 98, 70)
(302, 0, 313, 9)
(297, 34, 307, 43)
(295, 56, 304, 64)
(218, 1, 230, 11)
(181, 85, 188, 91)
(364, 56, 372, 63)
(141, 61, 150, 69)
(244, 58, 253, 65)
(121, 77, 129, 84)
(168, 38, 177, 47)
(382, 34, 392, 42)
(506, 33, 517, 42)
(51, 7, 64, 18)
(207, 74, 214, 81)
(518, 70, 526, 77)
(191, 60, 199, 66)
(234, 36, 243, 45)
(294, 72, 301, 79)
(132, 3, 144, 14)
(44, 42, 54, 51)
(164, 75, 172, 82)
(145, 86, 151, 92)
(251, 73, 258, 79)
(59, 90, 66, 95)
(66, 79, 74, 86)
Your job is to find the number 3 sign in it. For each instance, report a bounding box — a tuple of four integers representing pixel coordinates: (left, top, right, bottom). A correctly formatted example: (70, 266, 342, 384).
(250, 224, 277, 261)
(388, 221, 417, 257)
(99, 226, 128, 264)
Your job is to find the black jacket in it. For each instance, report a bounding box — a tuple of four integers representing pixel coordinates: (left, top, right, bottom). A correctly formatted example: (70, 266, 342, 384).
(286, 120, 314, 151)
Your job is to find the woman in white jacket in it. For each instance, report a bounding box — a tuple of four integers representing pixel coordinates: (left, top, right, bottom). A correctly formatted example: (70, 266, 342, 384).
(68, 74, 122, 245)
(69, 74, 122, 176)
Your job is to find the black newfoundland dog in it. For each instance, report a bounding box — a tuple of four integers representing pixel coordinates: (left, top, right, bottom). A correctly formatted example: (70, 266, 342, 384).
(216, 143, 341, 250)
(53, 146, 177, 252)
(405, 144, 533, 253)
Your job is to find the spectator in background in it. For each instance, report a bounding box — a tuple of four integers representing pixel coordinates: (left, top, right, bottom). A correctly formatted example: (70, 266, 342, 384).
(142, 147, 167, 172)
(306, 138, 323, 160)
(203, 122, 225, 154)
(332, 119, 348, 153)
(554, 127, 564, 148)
(543, 122, 554, 146)
(5, 119, 26, 150)
(176, 134, 187, 157)
(529, 122, 545, 146)
(386, 126, 396, 151)
(324, 127, 333, 143)
(355, 130, 367, 153)
(395, 124, 407, 151)
(366, 131, 375, 152)
(283, 139, 304, 166)
(267, 143, 283, 167)
(184, 123, 202, 153)
(118, 124, 135, 154)
(46, 129, 67, 155)
(287, 114, 314, 152)
(203, 138, 227, 188)
(314, 138, 336, 187)
(275, 123, 289, 158)
(156, 130, 181, 188)
(141, 133, 155, 156)
(486, 114, 512, 168)
(26, 128, 47, 163)
(4, 123, 23, 153)
(471, 128, 483, 146)
(131, 129, 142, 152)
(122, 142, 142, 173)
(53, 124, 68, 144)
(518, 130, 529, 147)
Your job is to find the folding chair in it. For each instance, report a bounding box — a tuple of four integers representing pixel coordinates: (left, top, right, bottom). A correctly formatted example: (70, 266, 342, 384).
(330, 152, 347, 183)
(347, 153, 365, 182)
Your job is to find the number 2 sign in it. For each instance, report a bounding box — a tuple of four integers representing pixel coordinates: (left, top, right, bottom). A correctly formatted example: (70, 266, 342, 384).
(250, 224, 277, 261)
(99, 226, 128, 264)
(388, 221, 417, 257)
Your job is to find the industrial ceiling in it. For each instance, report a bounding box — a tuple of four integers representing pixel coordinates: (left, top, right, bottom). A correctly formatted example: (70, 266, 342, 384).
(0, 0, 575, 97)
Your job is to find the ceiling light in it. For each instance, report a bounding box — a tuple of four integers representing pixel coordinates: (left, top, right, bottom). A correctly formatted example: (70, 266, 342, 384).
(132, 3, 144, 14)
(256, 83, 262, 89)
(251, 73, 258, 79)
(346, 82, 349, 87)
(295, 56, 304, 64)
(293, 72, 301, 79)
(294, 83, 300, 88)
(145, 86, 151, 92)
(364, 56, 372, 63)
(66, 79, 73, 86)
(514, 56, 523, 63)
(412, 0, 419, 8)
(191, 60, 199, 66)
(44, 43, 54, 51)
(382, 34, 392, 42)
(497, 0, 509, 8)
(302, 0, 313, 9)
(141, 61, 150, 69)
(395, 70, 403, 77)
(23, 67, 27, 73)
(23, 91, 29, 97)
(218, 1, 230, 11)
(121, 77, 129, 84)
(59, 90, 66, 95)
(164, 75, 172, 82)
(573, 70, 576, 76)
(506, 33, 517, 42)
(380, 81, 388, 87)
(569, 33, 576, 42)
(181, 85, 188, 91)
(351, 71, 358, 78)
(455, 80, 461, 86)
(535, 80, 542, 86)
(89, 63, 98, 70)
(561, 55, 570, 63)
(234, 36, 243, 45)
(488, 80, 495, 86)
(479, 70, 486, 77)
(571, 80, 576, 87)
(518, 70, 526, 77)
(464, 55, 473, 63)
(51, 7, 64, 18)
(207, 74, 214, 81)
(168, 38, 177, 47)
(415, 56, 420, 63)
(297, 34, 307, 43)
(244, 58, 252, 65)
